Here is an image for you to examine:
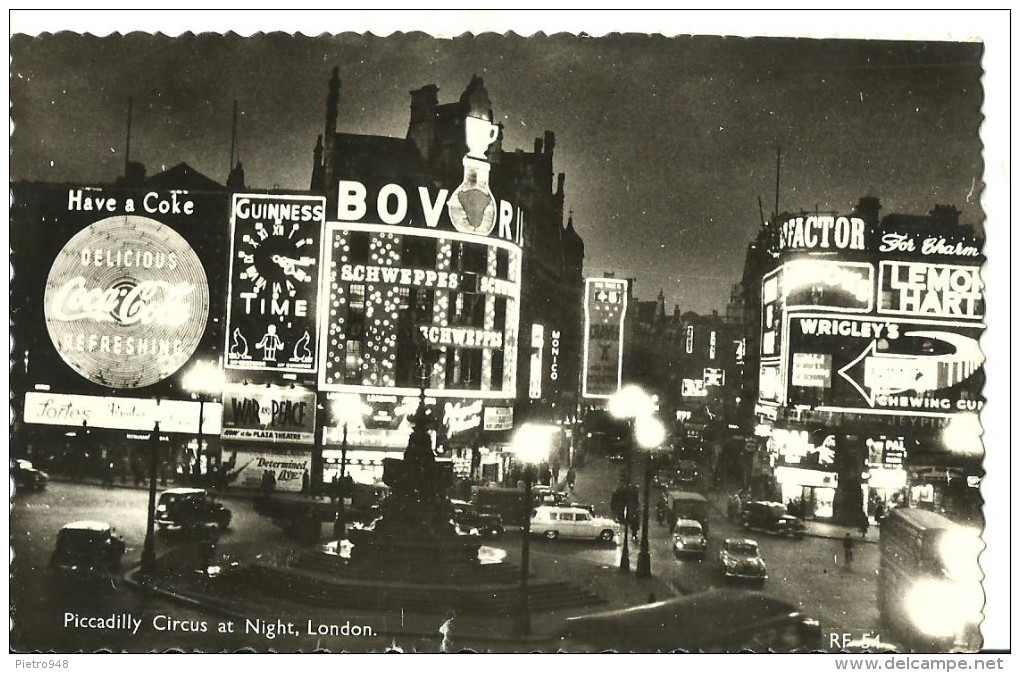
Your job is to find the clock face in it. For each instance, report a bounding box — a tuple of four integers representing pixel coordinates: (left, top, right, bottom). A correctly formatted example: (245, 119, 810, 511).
(236, 220, 318, 302)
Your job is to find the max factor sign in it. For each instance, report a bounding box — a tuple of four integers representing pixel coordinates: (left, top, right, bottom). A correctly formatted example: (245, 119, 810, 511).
(44, 215, 209, 389)
(777, 216, 867, 252)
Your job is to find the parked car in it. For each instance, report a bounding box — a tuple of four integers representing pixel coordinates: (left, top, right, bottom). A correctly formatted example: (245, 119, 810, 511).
(672, 518, 707, 559)
(155, 488, 232, 531)
(741, 501, 806, 538)
(13, 458, 49, 492)
(717, 538, 767, 586)
(530, 505, 620, 542)
(50, 521, 126, 577)
(451, 499, 504, 536)
(558, 589, 822, 652)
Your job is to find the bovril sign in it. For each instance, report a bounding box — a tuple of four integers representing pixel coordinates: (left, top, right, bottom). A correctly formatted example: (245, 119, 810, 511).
(43, 215, 210, 389)
(336, 179, 525, 245)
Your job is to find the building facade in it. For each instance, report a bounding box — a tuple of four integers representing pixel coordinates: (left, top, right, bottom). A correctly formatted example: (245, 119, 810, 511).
(741, 197, 985, 525)
(11, 69, 586, 493)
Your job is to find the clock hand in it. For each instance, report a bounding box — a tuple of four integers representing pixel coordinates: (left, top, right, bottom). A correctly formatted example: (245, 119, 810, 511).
(271, 255, 313, 282)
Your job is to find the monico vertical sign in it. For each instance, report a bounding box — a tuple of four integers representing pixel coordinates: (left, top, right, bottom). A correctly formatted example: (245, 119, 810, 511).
(226, 194, 326, 373)
(582, 278, 628, 399)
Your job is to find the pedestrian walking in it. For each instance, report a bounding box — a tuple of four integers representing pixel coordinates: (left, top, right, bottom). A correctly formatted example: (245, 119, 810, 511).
(842, 533, 854, 567)
(566, 467, 577, 492)
(301, 468, 310, 495)
(859, 513, 870, 539)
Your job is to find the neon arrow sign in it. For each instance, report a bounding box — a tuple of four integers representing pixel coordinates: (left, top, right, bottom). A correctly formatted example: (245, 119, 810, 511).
(838, 330, 984, 407)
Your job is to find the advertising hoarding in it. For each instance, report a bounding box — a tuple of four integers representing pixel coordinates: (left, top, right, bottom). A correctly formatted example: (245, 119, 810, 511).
(782, 260, 874, 313)
(23, 392, 219, 434)
(483, 406, 514, 431)
(318, 223, 521, 399)
(334, 176, 525, 245)
(582, 277, 628, 398)
(785, 312, 985, 416)
(760, 267, 782, 359)
(221, 383, 317, 444)
(226, 446, 310, 493)
(225, 194, 327, 373)
(878, 260, 984, 320)
(43, 214, 210, 389)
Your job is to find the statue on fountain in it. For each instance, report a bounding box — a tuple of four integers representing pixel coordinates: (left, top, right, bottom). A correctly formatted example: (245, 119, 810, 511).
(348, 347, 481, 577)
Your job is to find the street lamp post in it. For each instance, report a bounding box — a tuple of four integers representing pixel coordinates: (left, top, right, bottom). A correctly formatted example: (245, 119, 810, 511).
(512, 423, 556, 636)
(619, 422, 634, 574)
(335, 422, 349, 540)
(140, 421, 161, 580)
(609, 385, 664, 579)
(329, 394, 371, 540)
(183, 361, 224, 481)
(634, 415, 666, 578)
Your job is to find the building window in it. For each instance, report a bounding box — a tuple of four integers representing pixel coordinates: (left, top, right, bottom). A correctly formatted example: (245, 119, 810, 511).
(349, 231, 371, 264)
(495, 248, 510, 279)
(350, 284, 366, 310)
(401, 235, 437, 268)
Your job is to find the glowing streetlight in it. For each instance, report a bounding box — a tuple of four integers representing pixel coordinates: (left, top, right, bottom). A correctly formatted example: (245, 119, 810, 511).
(634, 415, 666, 578)
(511, 423, 556, 636)
(330, 393, 372, 540)
(182, 360, 225, 478)
(608, 385, 656, 574)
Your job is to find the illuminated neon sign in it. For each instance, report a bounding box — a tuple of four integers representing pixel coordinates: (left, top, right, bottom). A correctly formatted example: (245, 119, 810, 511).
(879, 261, 984, 320)
(582, 278, 627, 399)
(44, 214, 209, 389)
(226, 193, 326, 373)
(318, 222, 521, 399)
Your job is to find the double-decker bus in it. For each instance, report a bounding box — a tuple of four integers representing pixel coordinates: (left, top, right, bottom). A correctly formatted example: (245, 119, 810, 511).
(879, 507, 983, 652)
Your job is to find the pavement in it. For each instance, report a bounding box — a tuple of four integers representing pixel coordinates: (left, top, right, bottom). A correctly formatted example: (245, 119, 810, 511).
(121, 533, 678, 651)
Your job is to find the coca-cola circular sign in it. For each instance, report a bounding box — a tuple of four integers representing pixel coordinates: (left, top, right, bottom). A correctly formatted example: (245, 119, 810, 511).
(44, 215, 210, 389)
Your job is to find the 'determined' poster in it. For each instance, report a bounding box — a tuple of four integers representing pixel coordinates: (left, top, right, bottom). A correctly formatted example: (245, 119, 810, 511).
(225, 193, 326, 373)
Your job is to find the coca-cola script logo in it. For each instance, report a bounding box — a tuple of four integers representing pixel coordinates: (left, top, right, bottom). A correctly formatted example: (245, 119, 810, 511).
(44, 215, 210, 389)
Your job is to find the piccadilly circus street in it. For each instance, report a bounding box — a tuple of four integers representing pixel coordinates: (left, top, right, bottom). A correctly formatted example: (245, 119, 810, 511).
(12, 459, 881, 653)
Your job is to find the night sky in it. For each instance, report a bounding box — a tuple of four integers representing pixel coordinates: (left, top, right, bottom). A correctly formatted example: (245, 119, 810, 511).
(9, 31, 984, 314)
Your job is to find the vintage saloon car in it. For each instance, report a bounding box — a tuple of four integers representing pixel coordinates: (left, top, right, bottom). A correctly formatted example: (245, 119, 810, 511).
(672, 518, 708, 559)
(155, 488, 232, 531)
(451, 499, 505, 536)
(742, 501, 806, 538)
(50, 521, 126, 577)
(530, 505, 620, 542)
(13, 458, 50, 492)
(717, 538, 768, 586)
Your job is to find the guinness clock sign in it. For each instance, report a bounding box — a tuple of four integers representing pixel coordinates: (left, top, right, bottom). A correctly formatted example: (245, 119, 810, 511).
(43, 215, 210, 389)
(226, 194, 326, 372)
